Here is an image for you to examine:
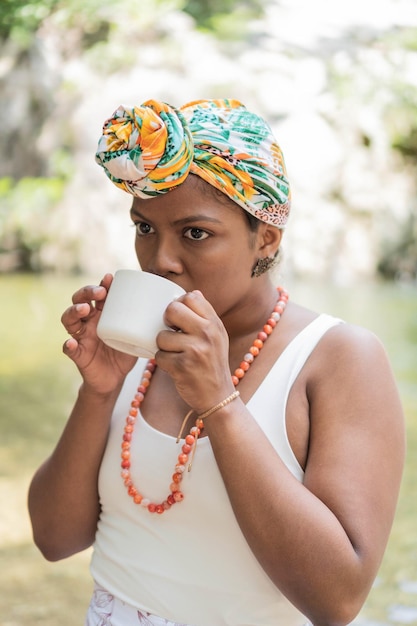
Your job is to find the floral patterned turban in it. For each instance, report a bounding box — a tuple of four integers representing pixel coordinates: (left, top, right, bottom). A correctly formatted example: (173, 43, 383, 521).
(95, 99, 291, 228)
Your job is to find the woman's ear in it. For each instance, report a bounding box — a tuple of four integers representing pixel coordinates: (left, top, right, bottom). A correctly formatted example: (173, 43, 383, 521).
(256, 224, 283, 257)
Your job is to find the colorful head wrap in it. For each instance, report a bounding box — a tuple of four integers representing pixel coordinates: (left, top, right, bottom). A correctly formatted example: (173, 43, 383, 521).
(95, 99, 291, 228)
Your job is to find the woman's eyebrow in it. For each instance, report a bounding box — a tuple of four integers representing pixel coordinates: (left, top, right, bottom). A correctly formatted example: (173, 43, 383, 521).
(129, 205, 143, 220)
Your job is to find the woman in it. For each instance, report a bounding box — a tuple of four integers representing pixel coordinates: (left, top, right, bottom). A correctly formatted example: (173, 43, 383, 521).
(28, 99, 405, 626)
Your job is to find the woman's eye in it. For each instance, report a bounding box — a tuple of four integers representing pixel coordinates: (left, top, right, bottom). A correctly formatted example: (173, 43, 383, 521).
(184, 227, 209, 241)
(134, 222, 154, 236)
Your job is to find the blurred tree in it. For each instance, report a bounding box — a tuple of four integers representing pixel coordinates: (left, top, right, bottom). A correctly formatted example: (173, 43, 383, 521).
(0, 0, 58, 41)
(0, 177, 66, 271)
(0, 0, 416, 277)
(182, 0, 264, 36)
(0, 0, 265, 43)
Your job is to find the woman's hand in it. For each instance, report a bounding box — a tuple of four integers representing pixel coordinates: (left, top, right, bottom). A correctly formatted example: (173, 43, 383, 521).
(156, 290, 235, 414)
(61, 273, 137, 394)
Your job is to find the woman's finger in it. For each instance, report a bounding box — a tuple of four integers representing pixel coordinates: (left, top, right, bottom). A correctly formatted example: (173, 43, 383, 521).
(163, 291, 214, 333)
(62, 336, 80, 355)
(61, 302, 91, 336)
(95, 273, 114, 311)
(63, 274, 113, 335)
(71, 285, 107, 306)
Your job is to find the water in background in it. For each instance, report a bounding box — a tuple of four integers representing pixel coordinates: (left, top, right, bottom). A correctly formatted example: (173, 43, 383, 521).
(0, 274, 416, 625)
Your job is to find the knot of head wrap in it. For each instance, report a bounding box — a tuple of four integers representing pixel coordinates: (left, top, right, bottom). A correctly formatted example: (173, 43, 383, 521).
(95, 98, 291, 228)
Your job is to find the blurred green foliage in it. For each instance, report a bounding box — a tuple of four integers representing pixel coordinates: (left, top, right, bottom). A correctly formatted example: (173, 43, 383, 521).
(182, 0, 264, 38)
(0, 0, 264, 43)
(0, 177, 65, 271)
(0, 0, 57, 40)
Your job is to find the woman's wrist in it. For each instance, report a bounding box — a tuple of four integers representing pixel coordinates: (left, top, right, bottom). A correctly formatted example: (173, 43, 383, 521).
(78, 380, 123, 404)
(197, 391, 240, 421)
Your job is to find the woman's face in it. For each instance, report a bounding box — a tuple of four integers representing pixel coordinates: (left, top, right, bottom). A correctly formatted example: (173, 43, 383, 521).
(130, 176, 270, 320)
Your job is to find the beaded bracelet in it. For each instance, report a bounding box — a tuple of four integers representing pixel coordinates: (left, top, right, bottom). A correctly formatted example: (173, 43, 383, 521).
(198, 390, 240, 421)
(176, 390, 240, 445)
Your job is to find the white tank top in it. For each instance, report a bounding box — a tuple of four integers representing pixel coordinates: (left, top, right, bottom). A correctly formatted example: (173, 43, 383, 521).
(91, 314, 342, 626)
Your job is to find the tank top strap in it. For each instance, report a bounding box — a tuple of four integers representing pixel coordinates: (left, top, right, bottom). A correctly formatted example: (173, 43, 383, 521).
(278, 313, 344, 388)
(247, 314, 344, 481)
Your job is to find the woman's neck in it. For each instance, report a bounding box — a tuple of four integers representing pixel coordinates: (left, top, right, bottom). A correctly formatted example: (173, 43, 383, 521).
(223, 281, 281, 365)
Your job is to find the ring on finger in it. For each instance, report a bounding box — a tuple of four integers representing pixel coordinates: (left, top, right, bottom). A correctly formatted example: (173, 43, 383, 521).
(69, 325, 84, 337)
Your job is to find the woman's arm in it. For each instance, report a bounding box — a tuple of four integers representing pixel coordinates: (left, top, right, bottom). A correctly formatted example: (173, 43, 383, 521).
(28, 384, 121, 560)
(204, 324, 405, 626)
(157, 293, 405, 626)
(28, 275, 137, 561)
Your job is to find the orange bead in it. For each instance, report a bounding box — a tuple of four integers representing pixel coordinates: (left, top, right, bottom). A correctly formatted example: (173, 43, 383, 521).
(172, 472, 182, 483)
(234, 368, 245, 379)
(249, 346, 260, 356)
(182, 443, 192, 454)
(178, 453, 188, 465)
(253, 339, 264, 349)
(239, 361, 250, 372)
(156, 504, 164, 514)
(173, 491, 184, 502)
(185, 434, 195, 445)
(134, 493, 143, 504)
(232, 375, 239, 386)
(148, 503, 156, 513)
(263, 324, 273, 335)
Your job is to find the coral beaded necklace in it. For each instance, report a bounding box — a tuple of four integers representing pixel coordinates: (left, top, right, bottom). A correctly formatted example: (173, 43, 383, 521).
(120, 286, 289, 514)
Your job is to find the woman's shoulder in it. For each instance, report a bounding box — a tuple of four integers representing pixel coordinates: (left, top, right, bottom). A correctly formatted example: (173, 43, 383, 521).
(285, 301, 389, 373)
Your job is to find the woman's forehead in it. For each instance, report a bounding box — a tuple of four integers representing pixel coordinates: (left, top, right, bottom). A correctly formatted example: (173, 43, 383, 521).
(130, 175, 244, 223)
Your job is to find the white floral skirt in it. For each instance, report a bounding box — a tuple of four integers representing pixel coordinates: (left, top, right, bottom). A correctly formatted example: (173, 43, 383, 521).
(86, 582, 312, 626)
(85, 583, 193, 626)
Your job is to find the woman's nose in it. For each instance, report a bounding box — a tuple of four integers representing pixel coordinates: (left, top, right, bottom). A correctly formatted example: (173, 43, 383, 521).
(145, 237, 183, 277)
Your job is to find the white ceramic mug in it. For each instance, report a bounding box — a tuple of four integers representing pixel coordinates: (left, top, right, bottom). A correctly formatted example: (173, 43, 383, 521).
(96, 270, 186, 357)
